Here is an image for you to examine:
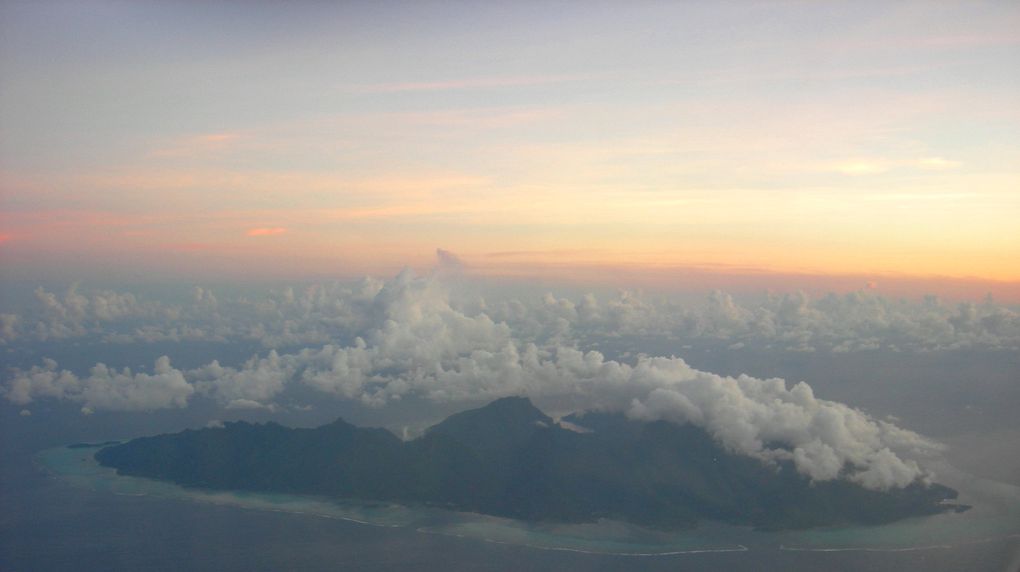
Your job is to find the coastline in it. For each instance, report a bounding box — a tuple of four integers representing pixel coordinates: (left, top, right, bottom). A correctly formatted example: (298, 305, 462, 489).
(35, 444, 1020, 557)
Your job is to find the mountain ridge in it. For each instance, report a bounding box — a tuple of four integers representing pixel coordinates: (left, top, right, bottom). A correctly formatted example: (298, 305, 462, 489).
(94, 397, 966, 530)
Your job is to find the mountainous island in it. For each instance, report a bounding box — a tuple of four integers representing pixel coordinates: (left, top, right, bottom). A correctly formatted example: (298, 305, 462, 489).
(94, 397, 965, 530)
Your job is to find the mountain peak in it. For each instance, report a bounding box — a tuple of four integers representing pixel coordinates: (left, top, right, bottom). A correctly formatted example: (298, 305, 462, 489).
(424, 396, 552, 455)
(432, 395, 549, 426)
(480, 395, 540, 413)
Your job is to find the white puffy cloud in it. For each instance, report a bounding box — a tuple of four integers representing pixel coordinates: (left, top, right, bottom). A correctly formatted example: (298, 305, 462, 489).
(77, 357, 193, 411)
(0, 313, 19, 343)
(189, 351, 293, 406)
(5, 272, 1018, 353)
(435, 248, 466, 273)
(2, 356, 192, 411)
(3, 358, 80, 405)
(2, 269, 979, 489)
(25, 285, 166, 340)
(169, 271, 940, 489)
(481, 286, 1020, 353)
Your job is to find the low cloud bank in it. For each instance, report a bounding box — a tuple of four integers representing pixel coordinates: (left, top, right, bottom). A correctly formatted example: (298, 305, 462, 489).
(4, 356, 193, 412)
(3, 270, 945, 490)
(3, 276, 1017, 353)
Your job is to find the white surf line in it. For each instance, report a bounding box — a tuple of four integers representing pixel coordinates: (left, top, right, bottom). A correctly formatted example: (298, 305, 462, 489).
(113, 487, 412, 528)
(414, 527, 749, 556)
(779, 543, 954, 553)
(779, 532, 1020, 553)
(157, 492, 410, 528)
(240, 506, 403, 528)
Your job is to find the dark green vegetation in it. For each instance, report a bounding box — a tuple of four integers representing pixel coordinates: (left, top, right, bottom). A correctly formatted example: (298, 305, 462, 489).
(95, 397, 964, 530)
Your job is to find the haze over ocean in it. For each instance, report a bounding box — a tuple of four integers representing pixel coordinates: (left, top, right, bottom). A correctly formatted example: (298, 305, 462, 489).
(2, 2, 1019, 571)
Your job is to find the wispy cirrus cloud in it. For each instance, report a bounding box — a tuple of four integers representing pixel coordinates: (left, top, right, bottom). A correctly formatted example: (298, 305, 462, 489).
(246, 227, 287, 237)
(346, 73, 601, 94)
(831, 156, 963, 176)
(149, 132, 242, 158)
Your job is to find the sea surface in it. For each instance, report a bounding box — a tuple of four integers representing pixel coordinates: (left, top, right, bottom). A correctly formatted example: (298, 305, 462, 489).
(1, 443, 1016, 572)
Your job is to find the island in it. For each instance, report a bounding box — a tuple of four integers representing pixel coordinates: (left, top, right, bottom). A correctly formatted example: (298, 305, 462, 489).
(94, 397, 965, 530)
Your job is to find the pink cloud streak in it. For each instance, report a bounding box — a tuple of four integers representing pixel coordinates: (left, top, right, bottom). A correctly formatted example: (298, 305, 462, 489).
(246, 227, 287, 237)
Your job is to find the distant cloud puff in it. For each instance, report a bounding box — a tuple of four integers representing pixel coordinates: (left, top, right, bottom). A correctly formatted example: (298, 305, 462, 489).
(4, 274, 1018, 352)
(435, 248, 466, 273)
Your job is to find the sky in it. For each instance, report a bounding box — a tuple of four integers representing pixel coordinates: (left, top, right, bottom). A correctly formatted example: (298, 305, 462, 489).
(2, 7, 1020, 565)
(1, 1, 1019, 298)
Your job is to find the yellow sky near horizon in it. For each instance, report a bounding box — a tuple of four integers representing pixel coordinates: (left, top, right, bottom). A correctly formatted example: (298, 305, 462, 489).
(1, 2, 1018, 297)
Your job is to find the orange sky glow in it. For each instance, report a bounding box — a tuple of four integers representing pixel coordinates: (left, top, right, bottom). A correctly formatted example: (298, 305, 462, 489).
(1, 2, 1018, 301)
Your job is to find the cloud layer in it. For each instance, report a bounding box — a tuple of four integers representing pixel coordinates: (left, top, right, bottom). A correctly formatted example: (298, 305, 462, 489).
(4, 278, 1017, 353)
(5, 356, 193, 413)
(2, 270, 960, 490)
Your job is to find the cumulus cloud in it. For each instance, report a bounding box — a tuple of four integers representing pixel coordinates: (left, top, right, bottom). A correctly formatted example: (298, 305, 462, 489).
(6, 269, 1017, 352)
(15, 285, 166, 341)
(4, 358, 80, 405)
(435, 248, 466, 273)
(189, 351, 292, 406)
(3, 356, 193, 411)
(184, 273, 943, 487)
(3, 269, 989, 490)
(518, 288, 1020, 353)
(0, 313, 19, 342)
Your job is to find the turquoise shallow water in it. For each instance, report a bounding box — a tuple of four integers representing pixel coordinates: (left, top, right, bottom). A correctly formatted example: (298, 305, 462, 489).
(36, 445, 1020, 557)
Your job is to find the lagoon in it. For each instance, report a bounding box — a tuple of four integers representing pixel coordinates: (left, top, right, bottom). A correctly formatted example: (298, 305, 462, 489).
(20, 443, 1019, 570)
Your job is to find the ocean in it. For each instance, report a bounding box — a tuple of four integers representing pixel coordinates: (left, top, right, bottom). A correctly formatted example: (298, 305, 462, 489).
(1, 442, 1016, 572)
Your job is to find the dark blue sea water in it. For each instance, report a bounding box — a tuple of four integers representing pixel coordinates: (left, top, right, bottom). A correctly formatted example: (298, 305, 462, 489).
(2, 440, 1017, 572)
